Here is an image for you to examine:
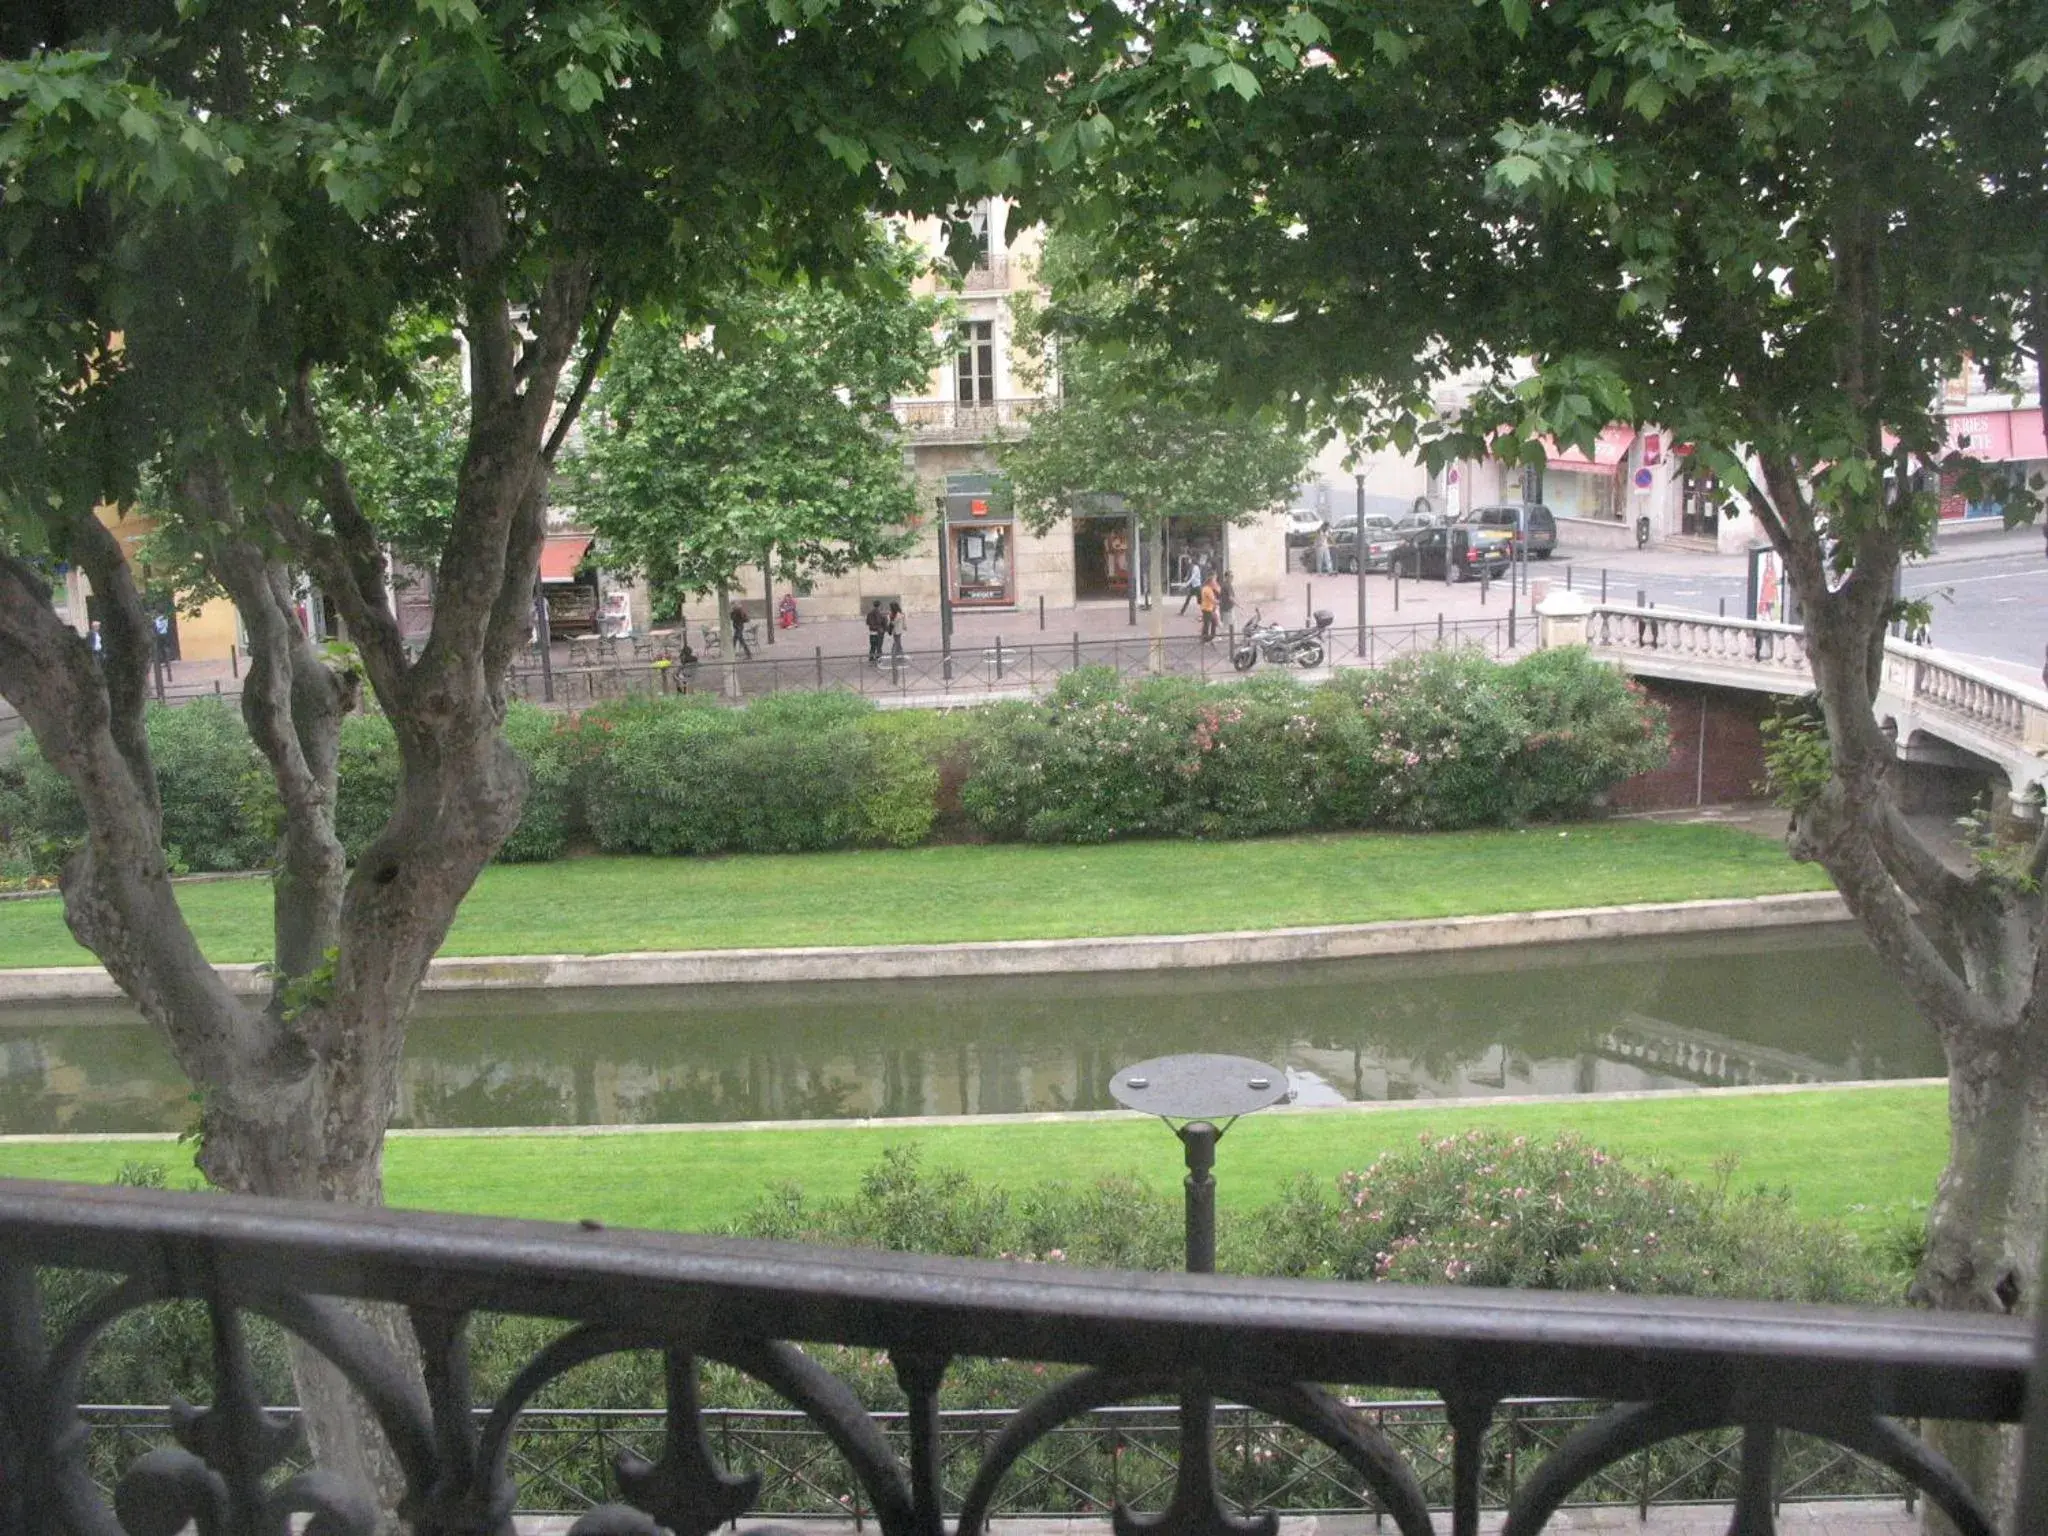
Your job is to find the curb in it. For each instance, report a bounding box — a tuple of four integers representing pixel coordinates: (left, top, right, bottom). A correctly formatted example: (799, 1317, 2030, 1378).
(0, 890, 1848, 1003)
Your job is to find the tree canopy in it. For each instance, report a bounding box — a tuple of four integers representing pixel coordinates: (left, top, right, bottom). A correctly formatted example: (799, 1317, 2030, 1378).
(571, 229, 946, 620)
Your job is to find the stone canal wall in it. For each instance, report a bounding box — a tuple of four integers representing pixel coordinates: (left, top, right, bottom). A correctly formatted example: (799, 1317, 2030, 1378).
(0, 890, 1849, 1002)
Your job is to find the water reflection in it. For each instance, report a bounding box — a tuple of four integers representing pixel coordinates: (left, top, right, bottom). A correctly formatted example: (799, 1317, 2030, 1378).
(0, 926, 1941, 1135)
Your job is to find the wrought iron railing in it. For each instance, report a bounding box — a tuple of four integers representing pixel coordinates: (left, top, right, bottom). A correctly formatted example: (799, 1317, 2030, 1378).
(71, 1397, 1930, 1520)
(0, 1178, 2033, 1534)
(504, 618, 1524, 707)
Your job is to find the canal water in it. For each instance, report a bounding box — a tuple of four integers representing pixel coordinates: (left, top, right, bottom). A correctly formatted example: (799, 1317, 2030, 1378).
(0, 925, 1941, 1136)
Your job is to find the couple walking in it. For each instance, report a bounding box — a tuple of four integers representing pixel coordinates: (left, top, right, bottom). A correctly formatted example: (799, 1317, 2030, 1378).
(866, 599, 907, 665)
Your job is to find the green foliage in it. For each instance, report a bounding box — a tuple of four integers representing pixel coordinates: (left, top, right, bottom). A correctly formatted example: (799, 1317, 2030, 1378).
(577, 693, 933, 858)
(1758, 699, 1832, 814)
(334, 714, 401, 861)
(143, 701, 280, 873)
(571, 229, 945, 609)
(498, 702, 582, 864)
(960, 651, 1662, 843)
(999, 231, 1311, 545)
(737, 1141, 1887, 1305)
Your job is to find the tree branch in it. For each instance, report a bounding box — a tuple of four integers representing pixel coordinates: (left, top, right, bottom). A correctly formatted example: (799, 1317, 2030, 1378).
(544, 298, 620, 465)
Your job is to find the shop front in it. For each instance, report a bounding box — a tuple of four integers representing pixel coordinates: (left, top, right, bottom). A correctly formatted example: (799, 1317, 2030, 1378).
(943, 474, 1015, 607)
(1938, 408, 2048, 520)
(1073, 507, 1225, 600)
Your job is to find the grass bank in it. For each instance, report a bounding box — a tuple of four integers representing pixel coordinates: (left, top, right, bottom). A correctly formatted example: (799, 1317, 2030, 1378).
(0, 1085, 1943, 1246)
(0, 822, 1827, 969)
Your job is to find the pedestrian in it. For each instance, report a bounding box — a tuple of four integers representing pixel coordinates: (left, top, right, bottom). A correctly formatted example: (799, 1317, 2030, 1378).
(1313, 524, 1333, 575)
(865, 599, 889, 664)
(87, 619, 103, 657)
(1197, 572, 1220, 642)
(1218, 570, 1236, 634)
(151, 611, 171, 664)
(888, 600, 906, 663)
(1178, 548, 1206, 615)
(730, 601, 753, 659)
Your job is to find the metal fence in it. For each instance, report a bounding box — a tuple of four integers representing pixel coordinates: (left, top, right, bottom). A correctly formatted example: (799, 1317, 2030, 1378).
(504, 617, 1524, 708)
(76, 1396, 1919, 1522)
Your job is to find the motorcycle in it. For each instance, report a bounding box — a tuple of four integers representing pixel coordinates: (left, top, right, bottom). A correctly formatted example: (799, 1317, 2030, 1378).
(1231, 608, 1333, 671)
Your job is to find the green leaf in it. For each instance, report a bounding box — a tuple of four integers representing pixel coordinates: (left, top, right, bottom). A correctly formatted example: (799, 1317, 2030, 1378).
(1212, 61, 1261, 102)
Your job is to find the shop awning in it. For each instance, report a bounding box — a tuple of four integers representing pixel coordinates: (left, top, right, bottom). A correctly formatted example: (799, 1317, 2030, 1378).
(1539, 426, 1637, 471)
(539, 534, 592, 583)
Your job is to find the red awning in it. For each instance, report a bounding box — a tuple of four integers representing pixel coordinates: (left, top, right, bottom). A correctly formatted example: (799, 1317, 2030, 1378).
(1538, 425, 1637, 471)
(539, 534, 593, 583)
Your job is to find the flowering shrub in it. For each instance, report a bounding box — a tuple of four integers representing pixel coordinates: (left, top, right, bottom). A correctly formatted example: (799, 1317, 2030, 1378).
(1254, 1130, 1880, 1303)
(736, 1140, 1886, 1308)
(961, 649, 1663, 842)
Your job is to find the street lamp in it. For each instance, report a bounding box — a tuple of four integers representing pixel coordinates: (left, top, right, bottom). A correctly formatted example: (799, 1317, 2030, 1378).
(1354, 472, 1368, 656)
(1108, 1053, 1289, 1276)
(1110, 1055, 1288, 1536)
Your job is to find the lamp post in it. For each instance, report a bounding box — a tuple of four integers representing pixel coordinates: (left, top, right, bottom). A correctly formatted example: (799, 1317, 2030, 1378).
(1354, 472, 1368, 656)
(1110, 1055, 1287, 1536)
(935, 494, 954, 677)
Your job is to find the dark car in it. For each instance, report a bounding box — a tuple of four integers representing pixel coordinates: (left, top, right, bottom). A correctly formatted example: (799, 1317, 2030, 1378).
(1455, 503, 1558, 559)
(1388, 525, 1513, 582)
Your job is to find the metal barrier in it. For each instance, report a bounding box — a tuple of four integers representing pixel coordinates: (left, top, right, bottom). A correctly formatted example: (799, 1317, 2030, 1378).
(1, 1179, 2027, 1534)
(502, 619, 1520, 708)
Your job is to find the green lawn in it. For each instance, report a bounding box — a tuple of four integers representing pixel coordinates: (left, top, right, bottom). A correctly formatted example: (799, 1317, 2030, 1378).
(0, 822, 1829, 968)
(0, 1085, 1943, 1245)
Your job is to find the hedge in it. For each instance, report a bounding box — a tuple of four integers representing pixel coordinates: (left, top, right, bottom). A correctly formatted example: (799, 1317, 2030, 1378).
(0, 648, 1667, 875)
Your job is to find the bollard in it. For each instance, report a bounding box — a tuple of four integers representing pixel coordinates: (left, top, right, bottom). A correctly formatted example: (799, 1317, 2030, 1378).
(995, 636, 1006, 681)
(1305, 581, 1313, 621)
(1039, 595, 1046, 631)
(1479, 570, 1488, 605)
(1509, 607, 1517, 649)
(1073, 630, 1082, 669)
(1637, 589, 1647, 608)
(815, 646, 824, 688)
(1566, 563, 1574, 592)
(1719, 597, 1727, 617)
(213, 680, 222, 696)
(1601, 569, 1609, 604)
(1436, 612, 1444, 642)
(230, 645, 240, 678)
(1392, 568, 1400, 612)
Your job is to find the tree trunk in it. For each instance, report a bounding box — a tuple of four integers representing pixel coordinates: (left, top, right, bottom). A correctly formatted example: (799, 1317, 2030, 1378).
(716, 577, 741, 698)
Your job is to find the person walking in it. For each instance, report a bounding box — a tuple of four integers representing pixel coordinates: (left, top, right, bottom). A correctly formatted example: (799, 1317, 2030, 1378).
(888, 601, 907, 663)
(1313, 524, 1333, 575)
(865, 599, 889, 665)
(1218, 570, 1236, 637)
(1178, 549, 1206, 615)
(1197, 572, 1220, 642)
(730, 601, 753, 659)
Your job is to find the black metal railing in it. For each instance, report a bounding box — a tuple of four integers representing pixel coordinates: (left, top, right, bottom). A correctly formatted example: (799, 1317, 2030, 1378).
(0, 1178, 2034, 1535)
(504, 619, 1523, 707)
(73, 1397, 1928, 1521)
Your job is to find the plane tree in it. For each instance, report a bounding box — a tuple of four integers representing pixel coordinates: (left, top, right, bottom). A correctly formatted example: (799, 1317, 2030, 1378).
(1045, 0, 2047, 1491)
(0, 0, 1078, 1494)
(569, 228, 945, 690)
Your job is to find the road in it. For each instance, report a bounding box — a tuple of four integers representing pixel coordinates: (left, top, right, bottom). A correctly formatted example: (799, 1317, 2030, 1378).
(1550, 525, 2048, 683)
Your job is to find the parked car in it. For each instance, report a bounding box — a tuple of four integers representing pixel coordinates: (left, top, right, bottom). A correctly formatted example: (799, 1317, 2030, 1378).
(1329, 520, 1407, 573)
(1284, 508, 1328, 547)
(1455, 503, 1558, 559)
(1388, 525, 1513, 582)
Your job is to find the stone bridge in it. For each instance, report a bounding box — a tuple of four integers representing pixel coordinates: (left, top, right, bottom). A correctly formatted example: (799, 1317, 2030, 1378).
(1555, 600, 2048, 818)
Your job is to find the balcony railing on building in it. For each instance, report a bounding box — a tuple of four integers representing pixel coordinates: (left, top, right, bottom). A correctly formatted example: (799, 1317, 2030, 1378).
(892, 396, 1042, 444)
(1, 1178, 2040, 1535)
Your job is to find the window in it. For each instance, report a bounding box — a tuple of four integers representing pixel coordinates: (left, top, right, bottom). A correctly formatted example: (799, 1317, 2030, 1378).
(956, 320, 995, 405)
(968, 201, 998, 269)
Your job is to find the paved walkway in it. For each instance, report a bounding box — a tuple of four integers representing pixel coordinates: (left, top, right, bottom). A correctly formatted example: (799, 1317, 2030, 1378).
(514, 1505, 1918, 1534)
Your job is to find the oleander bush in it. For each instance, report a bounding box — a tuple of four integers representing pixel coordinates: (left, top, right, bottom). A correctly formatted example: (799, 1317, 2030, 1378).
(0, 648, 1669, 872)
(958, 648, 1665, 843)
(734, 1140, 1888, 1305)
